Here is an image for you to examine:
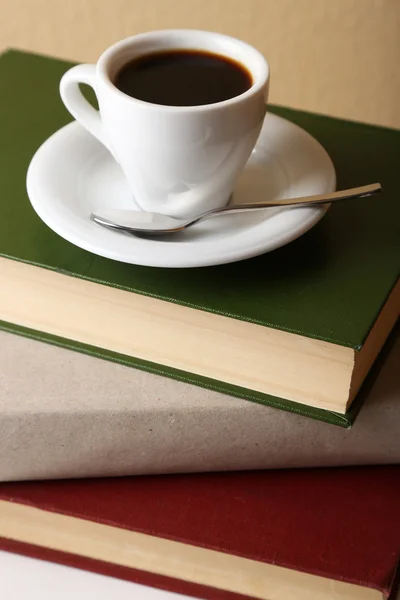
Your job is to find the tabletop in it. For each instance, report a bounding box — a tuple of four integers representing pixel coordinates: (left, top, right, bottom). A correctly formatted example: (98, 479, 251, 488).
(0, 550, 188, 600)
(2, 549, 399, 600)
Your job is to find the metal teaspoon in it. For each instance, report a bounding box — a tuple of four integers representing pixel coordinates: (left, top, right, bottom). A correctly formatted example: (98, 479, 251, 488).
(91, 183, 381, 236)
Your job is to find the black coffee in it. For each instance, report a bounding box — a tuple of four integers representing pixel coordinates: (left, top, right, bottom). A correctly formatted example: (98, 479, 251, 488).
(114, 50, 252, 106)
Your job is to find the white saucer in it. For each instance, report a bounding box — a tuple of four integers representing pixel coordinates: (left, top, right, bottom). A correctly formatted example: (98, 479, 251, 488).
(27, 113, 336, 268)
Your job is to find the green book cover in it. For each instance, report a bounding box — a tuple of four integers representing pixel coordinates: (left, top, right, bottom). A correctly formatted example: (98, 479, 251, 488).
(0, 49, 399, 427)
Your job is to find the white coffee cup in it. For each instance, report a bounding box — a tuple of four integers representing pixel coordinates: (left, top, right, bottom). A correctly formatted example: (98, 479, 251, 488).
(60, 30, 269, 217)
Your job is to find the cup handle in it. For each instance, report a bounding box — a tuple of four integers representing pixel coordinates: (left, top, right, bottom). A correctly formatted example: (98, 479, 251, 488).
(60, 64, 111, 152)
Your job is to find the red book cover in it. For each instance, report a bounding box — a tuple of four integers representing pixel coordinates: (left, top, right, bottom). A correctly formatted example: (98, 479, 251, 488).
(0, 467, 399, 599)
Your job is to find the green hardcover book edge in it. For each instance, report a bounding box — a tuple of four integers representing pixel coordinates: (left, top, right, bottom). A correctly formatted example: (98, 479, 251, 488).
(0, 49, 399, 427)
(0, 318, 363, 428)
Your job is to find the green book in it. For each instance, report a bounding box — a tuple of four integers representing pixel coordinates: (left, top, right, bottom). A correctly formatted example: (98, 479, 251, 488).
(0, 49, 398, 428)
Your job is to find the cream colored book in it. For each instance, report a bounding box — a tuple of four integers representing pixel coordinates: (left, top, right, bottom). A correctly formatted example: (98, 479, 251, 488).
(0, 327, 399, 482)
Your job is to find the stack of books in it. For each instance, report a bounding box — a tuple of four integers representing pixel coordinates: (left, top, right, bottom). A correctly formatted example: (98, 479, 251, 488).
(0, 50, 399, 599)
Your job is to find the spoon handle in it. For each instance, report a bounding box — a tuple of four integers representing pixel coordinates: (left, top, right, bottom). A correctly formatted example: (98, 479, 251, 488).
(210, 183, 382, 216)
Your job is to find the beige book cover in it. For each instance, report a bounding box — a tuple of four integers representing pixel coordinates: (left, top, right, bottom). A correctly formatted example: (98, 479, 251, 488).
(0, 327, 398, 482)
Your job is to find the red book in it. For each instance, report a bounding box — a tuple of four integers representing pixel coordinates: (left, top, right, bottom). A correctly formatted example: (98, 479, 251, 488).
(0, 467, 399, 600)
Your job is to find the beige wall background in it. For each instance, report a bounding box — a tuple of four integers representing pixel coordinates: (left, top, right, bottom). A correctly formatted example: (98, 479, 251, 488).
(2, 0, 399, 128)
